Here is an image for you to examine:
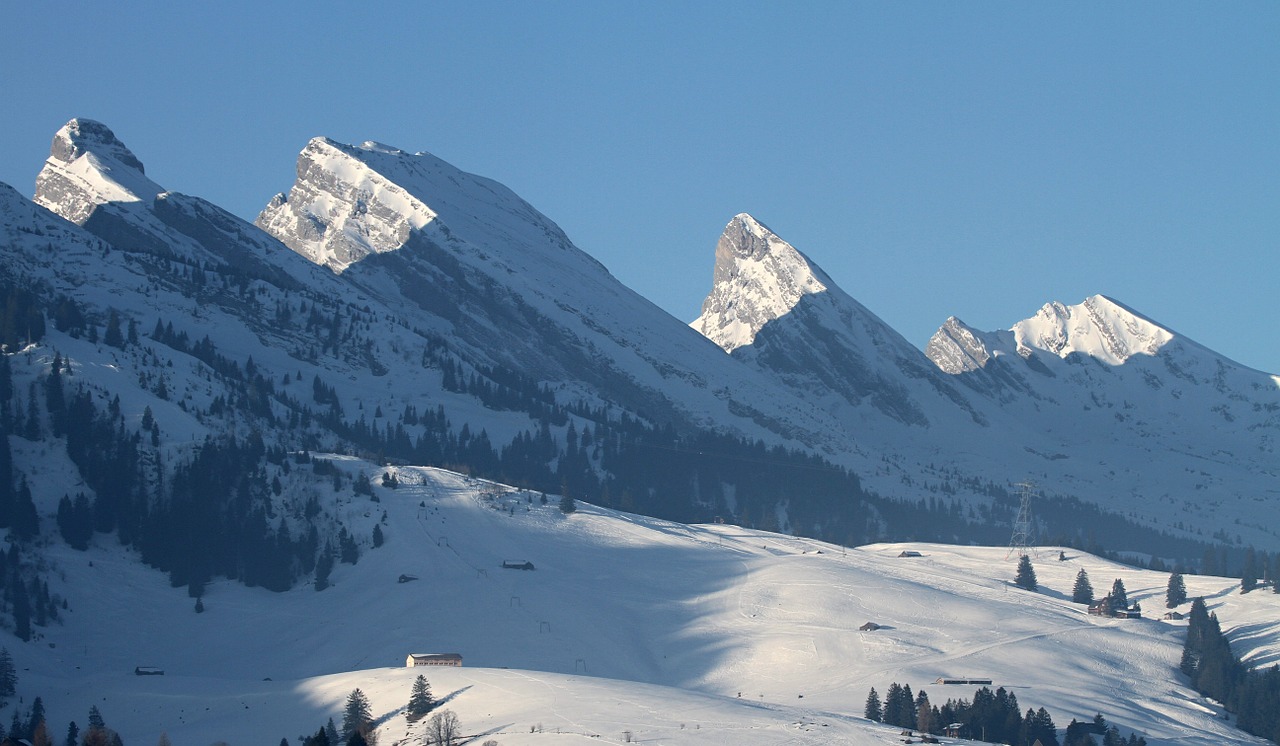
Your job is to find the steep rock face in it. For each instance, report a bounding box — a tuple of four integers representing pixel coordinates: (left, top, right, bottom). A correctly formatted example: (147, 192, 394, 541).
(692, 214, 829, 352)
(925, 317, 1047, 400)
(256, 138, 436, 270)
(34, 118, 163, 227)
(692, 214, 986, 427)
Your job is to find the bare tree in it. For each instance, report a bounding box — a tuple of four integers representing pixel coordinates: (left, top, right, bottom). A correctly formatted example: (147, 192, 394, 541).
(426, 710, 460, 746)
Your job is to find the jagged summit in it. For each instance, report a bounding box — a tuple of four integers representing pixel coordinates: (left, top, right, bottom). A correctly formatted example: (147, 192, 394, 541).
(34, 118, 162, 225)
(691, 213, 830, 353)
(690, 214, 989, 427)
(47, 118, 146, 173)
(257, 136, 586, 278)
(255, 136, 440, 270)
(1013, 294, 1174, 365)
(926, 316, 996, 375)
(928, 295, 1181, 376)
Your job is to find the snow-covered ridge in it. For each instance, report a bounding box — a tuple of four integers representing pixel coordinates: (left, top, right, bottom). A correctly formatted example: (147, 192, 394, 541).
(1014, 295, 1175, 365)
(691, 213, 830, 352)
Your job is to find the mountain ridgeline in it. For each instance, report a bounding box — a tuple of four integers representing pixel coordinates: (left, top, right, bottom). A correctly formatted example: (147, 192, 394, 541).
(0, 118, 1273, 621)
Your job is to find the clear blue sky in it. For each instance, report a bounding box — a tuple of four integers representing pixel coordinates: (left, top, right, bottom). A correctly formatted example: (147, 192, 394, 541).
(3, 2, 1278, 372)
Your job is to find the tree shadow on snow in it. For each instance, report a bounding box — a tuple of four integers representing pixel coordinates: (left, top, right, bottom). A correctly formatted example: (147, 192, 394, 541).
(436, 685, 472, 708)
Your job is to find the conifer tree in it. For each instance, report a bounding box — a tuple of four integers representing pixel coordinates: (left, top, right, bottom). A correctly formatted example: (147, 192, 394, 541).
(863, 687, 882, 722)
(0, 426, 13, 528)
(64, 722, 78, 746)
(104, 309, 124, 349)
(342, 688, 373, 741)
(12, 581, 31, 641)
(914, 689, 934, 734)
(1166, 571, 1187, 608)
(27, 697, 45, 736)
(407, 674, 434, 719)
(883, 683, 904, 726)
(0, 647, 16, 697)
(1072, 568, 1094, 604)
(1014, 554, 1037, 590)
(315, 546, 335, 591)
(1241, 548, 1258, 593)
(12, 478, 38, 540)
(1109, 578, 1128, 609)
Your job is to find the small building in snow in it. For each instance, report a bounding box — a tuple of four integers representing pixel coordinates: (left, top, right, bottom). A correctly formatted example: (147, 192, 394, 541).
(898, 550, 923, 558)
(134, 666, 164, 676)
(859, 622, 882, 632)
(406, 653, 462, 668)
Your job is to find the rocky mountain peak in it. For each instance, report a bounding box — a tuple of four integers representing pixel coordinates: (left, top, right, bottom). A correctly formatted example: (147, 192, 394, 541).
(256, 137, 443, 271)
(47, 118, 146, 173)
(34, 118, 162, 225)
(692, 213, 829, 353)
(1014, 294, 1174, 365)
(925, 316, 994, 374)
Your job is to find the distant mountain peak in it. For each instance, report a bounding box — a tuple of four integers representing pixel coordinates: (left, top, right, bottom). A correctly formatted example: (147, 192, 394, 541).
(926, 316, 994, 375)
(691, 213, 829, 352)
(48, 118, 146, 174)
(927, 294, 1180, 378)
(34, 118, 163, 224)
(1015, 294, 1174, 365)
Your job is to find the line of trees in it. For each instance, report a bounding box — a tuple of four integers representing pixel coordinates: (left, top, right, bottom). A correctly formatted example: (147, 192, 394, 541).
(864, 682, 1146, 745)
(1180, 597, 1280, 743)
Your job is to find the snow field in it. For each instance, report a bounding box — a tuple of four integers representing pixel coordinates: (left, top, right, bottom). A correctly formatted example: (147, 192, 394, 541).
(7, 465, 1278, 744)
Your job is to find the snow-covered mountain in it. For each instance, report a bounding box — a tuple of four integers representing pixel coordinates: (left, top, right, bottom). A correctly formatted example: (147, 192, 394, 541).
(692, 214, 986, 428)
(686, 213, 1279, 550)
(923, 296, 1280, 546)
(4, 116, 1280, 745)
(8, 116, 1280, 560)
(254, 137, 851, 443)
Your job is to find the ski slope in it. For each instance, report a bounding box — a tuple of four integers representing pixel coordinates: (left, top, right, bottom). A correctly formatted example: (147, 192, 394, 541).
(13, 464, 1279, 745)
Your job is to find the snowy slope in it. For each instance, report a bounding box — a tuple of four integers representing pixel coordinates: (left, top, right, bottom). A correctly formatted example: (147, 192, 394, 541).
(924, 296, 1280, 549)
(14, 117, 1280, 556)
(13, 465, 1277, 745)
(255, 137, 851, 445)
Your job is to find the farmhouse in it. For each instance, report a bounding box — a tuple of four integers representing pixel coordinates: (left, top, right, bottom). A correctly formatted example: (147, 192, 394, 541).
(406, 653, 462, 668)
(1088, 598, 1142, 619)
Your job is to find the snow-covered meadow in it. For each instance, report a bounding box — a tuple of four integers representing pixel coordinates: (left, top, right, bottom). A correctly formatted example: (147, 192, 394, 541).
(9, 464, 1277, 745)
